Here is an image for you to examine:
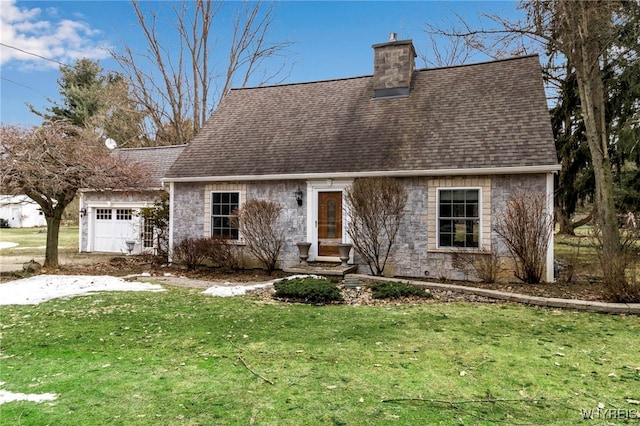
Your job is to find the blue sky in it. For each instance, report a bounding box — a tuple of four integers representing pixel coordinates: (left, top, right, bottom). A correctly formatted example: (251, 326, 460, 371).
(1, 0, 528, 127)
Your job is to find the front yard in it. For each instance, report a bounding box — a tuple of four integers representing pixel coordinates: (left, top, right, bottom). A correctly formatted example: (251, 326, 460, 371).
(1, 285, 638, 425)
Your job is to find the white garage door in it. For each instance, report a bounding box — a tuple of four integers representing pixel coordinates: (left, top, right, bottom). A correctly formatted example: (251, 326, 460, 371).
(93, 208, 140, 253)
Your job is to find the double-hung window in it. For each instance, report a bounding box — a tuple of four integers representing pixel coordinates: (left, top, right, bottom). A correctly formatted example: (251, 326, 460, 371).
(211, 192, 239, 239)
(438, 188, 480, 248)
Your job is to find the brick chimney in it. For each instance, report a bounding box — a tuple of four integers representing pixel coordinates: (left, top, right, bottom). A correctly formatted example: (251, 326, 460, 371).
(372, 33, 416, 98)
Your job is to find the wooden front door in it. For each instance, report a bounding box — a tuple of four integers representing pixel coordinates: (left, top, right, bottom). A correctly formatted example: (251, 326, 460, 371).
(318, 191, 342, 256)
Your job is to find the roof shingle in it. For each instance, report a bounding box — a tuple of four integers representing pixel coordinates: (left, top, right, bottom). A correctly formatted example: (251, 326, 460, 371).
(166, 55, 557, 180)
(112, 145, 186, 187)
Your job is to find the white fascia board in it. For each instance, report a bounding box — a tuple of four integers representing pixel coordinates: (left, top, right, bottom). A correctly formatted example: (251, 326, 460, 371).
(162, 164, 562, 183)
(78, 187, 165, 193)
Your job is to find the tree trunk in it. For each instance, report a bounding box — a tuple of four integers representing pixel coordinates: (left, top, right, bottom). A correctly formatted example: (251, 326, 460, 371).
(42, 194, 73, 269)
(559, 0, 623, 280)
(556, 205, 593, 236)
(44, 211, 63, 269)
(573, 49, 622, 270)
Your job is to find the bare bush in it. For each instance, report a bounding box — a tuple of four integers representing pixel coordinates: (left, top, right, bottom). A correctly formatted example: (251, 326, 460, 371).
(592, 226, 640, 302)
(452, 247, 504, 283)
(494, 192, 553, 284)
(208, 235, 241, 271)
(172, 237, 215, 270)
(556, 244, 580, 285)
(232, 199, 284, 275)
(345, 177, 407, 276)
(171, 236, 241, 271)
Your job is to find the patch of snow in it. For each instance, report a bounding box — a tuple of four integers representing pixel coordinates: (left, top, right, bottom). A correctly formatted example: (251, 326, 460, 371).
(0, 389, 57, 404)
(203, 282, 273, 297)
(0, 242, 18, 249)
(0, 275, 165, 305)
(202, 274, 326, 297)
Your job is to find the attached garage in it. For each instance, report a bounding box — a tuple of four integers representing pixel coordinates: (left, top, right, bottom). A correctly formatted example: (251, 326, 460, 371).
(78, 145, 186, 256)
(92, 208, 140, 253)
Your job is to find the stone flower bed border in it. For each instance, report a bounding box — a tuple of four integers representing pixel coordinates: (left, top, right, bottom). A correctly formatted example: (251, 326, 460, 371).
(347, 274, 640, 315)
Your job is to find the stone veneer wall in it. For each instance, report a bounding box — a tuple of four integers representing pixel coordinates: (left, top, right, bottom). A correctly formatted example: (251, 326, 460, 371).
(249, 180, 308, 268)
(172, 182, 206, 243)
(171, 180, 307, 269)
(172, 174, 549, 278)
(381, 174, 549, 281)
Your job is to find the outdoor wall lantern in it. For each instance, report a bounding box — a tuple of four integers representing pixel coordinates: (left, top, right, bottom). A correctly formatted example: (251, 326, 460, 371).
(79, 208, 87, 217)
(295, 187, 304, 206)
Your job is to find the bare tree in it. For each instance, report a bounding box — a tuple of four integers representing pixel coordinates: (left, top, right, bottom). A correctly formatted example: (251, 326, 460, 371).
(112, 0, 292, 145)
(345, 177, 407, 276)
(494, 192, 553, 284)
(0, 122, 152, 268)
(233, 199, 284, 275)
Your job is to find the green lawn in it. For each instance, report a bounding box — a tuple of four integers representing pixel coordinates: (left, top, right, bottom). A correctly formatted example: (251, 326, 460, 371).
(0, 226, 78, 255)
(1, 288, 638, 425)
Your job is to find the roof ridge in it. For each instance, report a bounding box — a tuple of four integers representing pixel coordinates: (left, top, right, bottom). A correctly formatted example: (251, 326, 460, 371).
(230, 74, 371, 92)
(416, 53, 540, 73)
(230, 53, 540, 92)
(114, 144, 187, 152)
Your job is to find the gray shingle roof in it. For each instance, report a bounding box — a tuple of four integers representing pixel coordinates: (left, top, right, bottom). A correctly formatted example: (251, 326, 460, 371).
(112, 145, 186, 187)
(165, 55, 558, 180)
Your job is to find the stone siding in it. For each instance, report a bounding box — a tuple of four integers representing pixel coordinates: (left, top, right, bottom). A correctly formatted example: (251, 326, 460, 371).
(249, 180, 307, 267)
(381, 174, 549, 281)
(171, 174, 550, 279)
(172, 182, 206, 243)
(171, 180, 307, 269)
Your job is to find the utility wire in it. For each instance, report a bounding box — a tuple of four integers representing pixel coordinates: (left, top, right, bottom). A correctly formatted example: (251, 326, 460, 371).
(1, 76, 51, 96)
(0, 42, 69, 67)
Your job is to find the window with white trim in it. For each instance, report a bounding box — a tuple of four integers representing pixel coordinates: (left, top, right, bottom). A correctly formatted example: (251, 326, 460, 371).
(438, 188, 480, 248)
(211, 192, 239, 239)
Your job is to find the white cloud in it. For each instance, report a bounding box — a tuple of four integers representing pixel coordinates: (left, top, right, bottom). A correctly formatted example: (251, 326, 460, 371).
(0, 0, 111, 69)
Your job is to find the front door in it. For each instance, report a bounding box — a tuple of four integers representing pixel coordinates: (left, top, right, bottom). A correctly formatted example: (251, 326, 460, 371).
(318, 191, 342, 256)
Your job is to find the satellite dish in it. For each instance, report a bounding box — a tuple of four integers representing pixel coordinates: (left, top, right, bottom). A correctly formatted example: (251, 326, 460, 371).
(105, 138, 117, 149)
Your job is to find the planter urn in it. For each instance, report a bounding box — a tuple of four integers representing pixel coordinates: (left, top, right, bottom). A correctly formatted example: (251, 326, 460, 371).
(296, 242, 312, 265)
(337, 243, 352, 267)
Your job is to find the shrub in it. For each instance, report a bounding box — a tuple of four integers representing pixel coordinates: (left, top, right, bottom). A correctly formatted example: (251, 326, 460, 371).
(592, 226, 640, 302)
(171, 237, 214, 270)
(369, 281, 432, 300)
(452, 248, 504, 283)
(273, 277, 343, 304)
(172, 236, 241, 271)
(232, 199, 284, 275)
(494, 192, 553, 283)
(208, 235, 241, 270)
(139, 192, 170, 258)
(345, 177, 407, 276)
